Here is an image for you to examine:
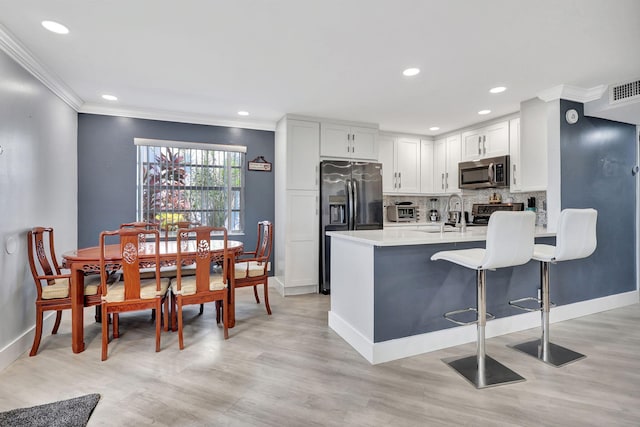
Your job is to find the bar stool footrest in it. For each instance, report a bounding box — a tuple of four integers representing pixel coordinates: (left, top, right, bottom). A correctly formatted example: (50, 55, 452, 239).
(508, 296, 556, 312)
(442, 354, 525, 389)
(444, 307, 495, 326)
(509, 339, 585, 367)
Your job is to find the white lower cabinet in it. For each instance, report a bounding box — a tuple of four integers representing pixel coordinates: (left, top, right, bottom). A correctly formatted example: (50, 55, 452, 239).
(275, 190, 318, 295)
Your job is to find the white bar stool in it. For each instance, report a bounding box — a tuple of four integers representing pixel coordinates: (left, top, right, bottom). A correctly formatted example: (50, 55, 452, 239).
(431, 211, 536, 388)
(509, 208, 597, 367)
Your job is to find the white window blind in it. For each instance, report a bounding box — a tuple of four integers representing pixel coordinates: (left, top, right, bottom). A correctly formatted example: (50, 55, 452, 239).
(135, 138, 246, 233)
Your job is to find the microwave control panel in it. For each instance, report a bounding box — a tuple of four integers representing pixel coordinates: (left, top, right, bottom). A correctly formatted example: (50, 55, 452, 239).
(495, 164, 504, 182)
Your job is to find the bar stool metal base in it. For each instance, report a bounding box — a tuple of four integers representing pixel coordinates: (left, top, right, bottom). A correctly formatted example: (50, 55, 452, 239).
(510, 339, 586, 367)
(443, 355, 525, 389)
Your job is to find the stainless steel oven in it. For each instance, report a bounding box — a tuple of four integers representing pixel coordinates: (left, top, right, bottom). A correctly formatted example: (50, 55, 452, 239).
(458, 155, 510, 190)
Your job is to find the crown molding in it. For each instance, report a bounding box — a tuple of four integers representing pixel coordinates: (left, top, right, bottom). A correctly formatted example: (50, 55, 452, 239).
(79, 103, 277, 131)
(537, 84, 607, 103)
(0, 24, 83, 110)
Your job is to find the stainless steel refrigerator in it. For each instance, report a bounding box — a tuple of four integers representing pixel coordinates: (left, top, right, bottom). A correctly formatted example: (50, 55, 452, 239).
(320, 160, 383, 294)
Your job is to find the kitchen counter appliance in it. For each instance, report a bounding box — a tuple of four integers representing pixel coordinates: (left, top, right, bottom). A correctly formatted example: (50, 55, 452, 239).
(387, 202, 418, 222)
(459, 155, 510, 189)
(471, 202, 524, 225)
(320, 160, 383, 294)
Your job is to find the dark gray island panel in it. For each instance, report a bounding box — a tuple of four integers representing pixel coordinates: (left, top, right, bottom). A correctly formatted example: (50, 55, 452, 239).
(373, 238, 553, 343)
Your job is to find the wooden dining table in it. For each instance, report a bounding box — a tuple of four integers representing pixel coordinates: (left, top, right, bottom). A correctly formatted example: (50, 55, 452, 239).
(62, 239, 243, 353)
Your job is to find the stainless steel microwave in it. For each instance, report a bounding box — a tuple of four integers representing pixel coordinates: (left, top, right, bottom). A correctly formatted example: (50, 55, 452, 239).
(458, 155, 510, 189)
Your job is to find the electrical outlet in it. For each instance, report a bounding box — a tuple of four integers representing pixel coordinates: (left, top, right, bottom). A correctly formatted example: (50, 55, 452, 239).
(267, 261, 271, 272)
(537, 288, 541, 300)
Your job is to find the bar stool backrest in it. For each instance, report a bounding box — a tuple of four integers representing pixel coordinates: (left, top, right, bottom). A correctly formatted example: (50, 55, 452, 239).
(482, 211, 535, 270)
(553, 208, 597, 262)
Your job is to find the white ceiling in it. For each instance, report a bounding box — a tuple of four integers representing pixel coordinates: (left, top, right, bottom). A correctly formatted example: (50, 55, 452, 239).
(1, 0, 639, 134)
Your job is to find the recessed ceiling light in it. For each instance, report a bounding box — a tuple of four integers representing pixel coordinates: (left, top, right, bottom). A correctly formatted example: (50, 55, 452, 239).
(478, 110, 491, 115)
(102, 94, 118, 101)
(238, 111, 249, 116)
(429, 127, 440, 131)
(41, 20, 69, 34)
(489, 86, 507, 94)
(402, 68, 420, 77)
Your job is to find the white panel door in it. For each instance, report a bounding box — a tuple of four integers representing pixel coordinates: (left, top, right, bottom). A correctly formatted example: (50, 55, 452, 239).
(287, 120, 319, 190)
(378, 135, 396, 193)
(484, 121, 509, 158)
(461, 129, 484, 161)
(420, 140, 434, 193)
(285, 190, 318, 286)
(350, 126, 378, 160)
(509, 118, 521, 191)
(395, 137, 420, 193)
(433, 138, 447, 194)
(320, 122, 350, 158)
(446, 134, 461, 193)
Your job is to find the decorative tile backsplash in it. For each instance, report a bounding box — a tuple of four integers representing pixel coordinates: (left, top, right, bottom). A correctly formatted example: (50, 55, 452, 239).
(384, 190, 547, 224)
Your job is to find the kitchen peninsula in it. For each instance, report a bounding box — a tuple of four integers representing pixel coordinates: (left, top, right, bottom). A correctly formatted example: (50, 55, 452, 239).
(327, 226, 568, 364)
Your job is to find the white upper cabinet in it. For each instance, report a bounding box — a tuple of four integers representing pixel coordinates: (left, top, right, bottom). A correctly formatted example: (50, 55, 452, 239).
(509, 118, 521, 191)
(433, 134, 461, 194)
(286, 120, 320, 191)
(320, 122, 378, 160)
(378, 135, 421, 193)
(420, 139, 434, 193)
(461, 121, 509, 161)
(511, 98, 548, 192)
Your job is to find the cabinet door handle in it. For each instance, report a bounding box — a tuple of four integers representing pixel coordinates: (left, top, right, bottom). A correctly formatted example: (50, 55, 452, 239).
(398, 172, 401, 189)
(512, 164, 517, 185)
(445, 172, 449, 189)
(315, 165, 319, 186)
(478, 136, 482, 155)
(441, 173, 445, 189)
(483, 135, 486, 155)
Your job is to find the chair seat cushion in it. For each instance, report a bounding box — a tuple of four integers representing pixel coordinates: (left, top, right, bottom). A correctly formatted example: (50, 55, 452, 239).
(235, 261, 266, 279)
(430, 248, 486, 270)
(42, 279, 70, 299)
(532, 244, 556, 262)
(139, 264, 196, 279)
(171, 274, 226, 295)
(105, 278, 170, 303)
(42, 275, 102, 299)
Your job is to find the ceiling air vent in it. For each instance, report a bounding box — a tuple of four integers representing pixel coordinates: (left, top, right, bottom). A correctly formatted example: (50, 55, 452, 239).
(609, 79, 640, 104)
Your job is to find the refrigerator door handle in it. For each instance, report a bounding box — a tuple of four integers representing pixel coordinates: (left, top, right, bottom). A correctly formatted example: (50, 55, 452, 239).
(353, 179, 358, 229)
(347, 179, 354, 230)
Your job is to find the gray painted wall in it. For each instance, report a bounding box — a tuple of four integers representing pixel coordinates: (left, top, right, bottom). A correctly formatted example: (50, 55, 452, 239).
(77, 114, 275, 265)
(558, 99, 637, 302)
(0, 49, 78, 367)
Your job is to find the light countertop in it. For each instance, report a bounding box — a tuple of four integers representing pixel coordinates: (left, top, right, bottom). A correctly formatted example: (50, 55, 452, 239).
(327, 225, 554, 247)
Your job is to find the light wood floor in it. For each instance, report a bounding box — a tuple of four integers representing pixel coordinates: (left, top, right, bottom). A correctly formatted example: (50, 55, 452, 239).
(1, 288, 639, 426)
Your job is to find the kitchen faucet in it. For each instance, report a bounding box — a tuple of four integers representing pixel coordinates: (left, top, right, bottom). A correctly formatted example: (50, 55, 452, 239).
(445, 193, 467, 232)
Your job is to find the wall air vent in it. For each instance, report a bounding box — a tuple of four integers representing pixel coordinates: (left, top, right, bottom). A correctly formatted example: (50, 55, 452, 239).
(609, 79, 640, 104)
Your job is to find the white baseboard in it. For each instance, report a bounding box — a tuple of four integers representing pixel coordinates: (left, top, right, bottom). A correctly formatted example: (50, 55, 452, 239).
(0, 312, 56, 371)
(271, 276, 316, 296)
(330, 290, 639, 365)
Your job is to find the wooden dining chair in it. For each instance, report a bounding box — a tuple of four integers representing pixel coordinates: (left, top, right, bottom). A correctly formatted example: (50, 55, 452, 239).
(172, 226, 229, 348)
(99, 227, 170, 361)
(27, 226, 102, 356)
(231, 221, 273, 316)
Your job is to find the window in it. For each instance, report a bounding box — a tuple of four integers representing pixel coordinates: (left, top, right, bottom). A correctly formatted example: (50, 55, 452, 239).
(135, 138, 246, 233)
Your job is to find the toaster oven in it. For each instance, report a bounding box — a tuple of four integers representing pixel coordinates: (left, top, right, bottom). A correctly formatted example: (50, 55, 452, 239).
(387, 204, 417, 222)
